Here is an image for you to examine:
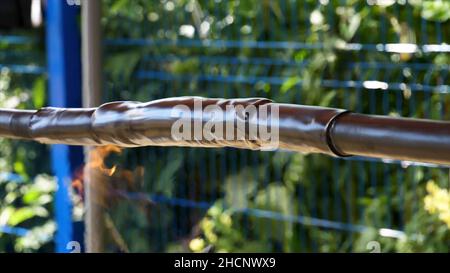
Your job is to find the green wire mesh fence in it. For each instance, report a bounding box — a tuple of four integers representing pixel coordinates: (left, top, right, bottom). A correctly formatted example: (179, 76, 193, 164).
(99, 0, 450, 252)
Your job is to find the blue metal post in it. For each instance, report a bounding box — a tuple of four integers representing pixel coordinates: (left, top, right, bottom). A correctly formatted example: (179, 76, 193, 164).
(46, 0, 84, 253)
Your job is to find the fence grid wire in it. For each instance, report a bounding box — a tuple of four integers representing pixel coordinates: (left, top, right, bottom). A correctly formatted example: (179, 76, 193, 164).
(96, 0, 450, 252)
(100, 0, 449, 252)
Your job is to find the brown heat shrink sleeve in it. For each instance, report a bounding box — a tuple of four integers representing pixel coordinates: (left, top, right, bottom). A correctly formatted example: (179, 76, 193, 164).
(0, 97, 449, 165)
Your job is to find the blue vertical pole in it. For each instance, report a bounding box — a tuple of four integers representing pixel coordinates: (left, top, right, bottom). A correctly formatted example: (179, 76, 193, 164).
(46, 0, 84, 253)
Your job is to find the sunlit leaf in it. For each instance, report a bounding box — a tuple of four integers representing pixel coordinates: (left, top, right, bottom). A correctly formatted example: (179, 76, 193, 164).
(420, 0, 450, 22)
(281, 76, 301, 93)
(105, 51, 142, 81)
(8, 207, 48, 226)
(32, 78, 45, 108)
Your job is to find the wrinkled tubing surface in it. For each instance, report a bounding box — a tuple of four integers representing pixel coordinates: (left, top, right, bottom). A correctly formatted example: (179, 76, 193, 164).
(0, 97, 449, 165)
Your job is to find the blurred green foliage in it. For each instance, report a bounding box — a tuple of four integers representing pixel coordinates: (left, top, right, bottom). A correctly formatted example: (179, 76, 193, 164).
(100, 0, 449, 253)
(0, 31, 52, 252)
(0, 175, 56, 252)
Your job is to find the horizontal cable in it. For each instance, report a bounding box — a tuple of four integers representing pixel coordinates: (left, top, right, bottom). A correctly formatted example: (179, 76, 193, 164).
(141, 55, 304, 66)
(141, 55, 449, 71)
(105, 38, 450, 53)
(340, 156, 449, 169)
(0, 51, 42, 59)
(120, 191, 406, 238)
(134, 70, 449, 93)
(0, 225, 30, 237)
(1, 97, 448, 164)
(0, 35, 38, 45)
(278, 150, 450, 168)
(0, 172, 26, 183)
(0, 64, 46, 75)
